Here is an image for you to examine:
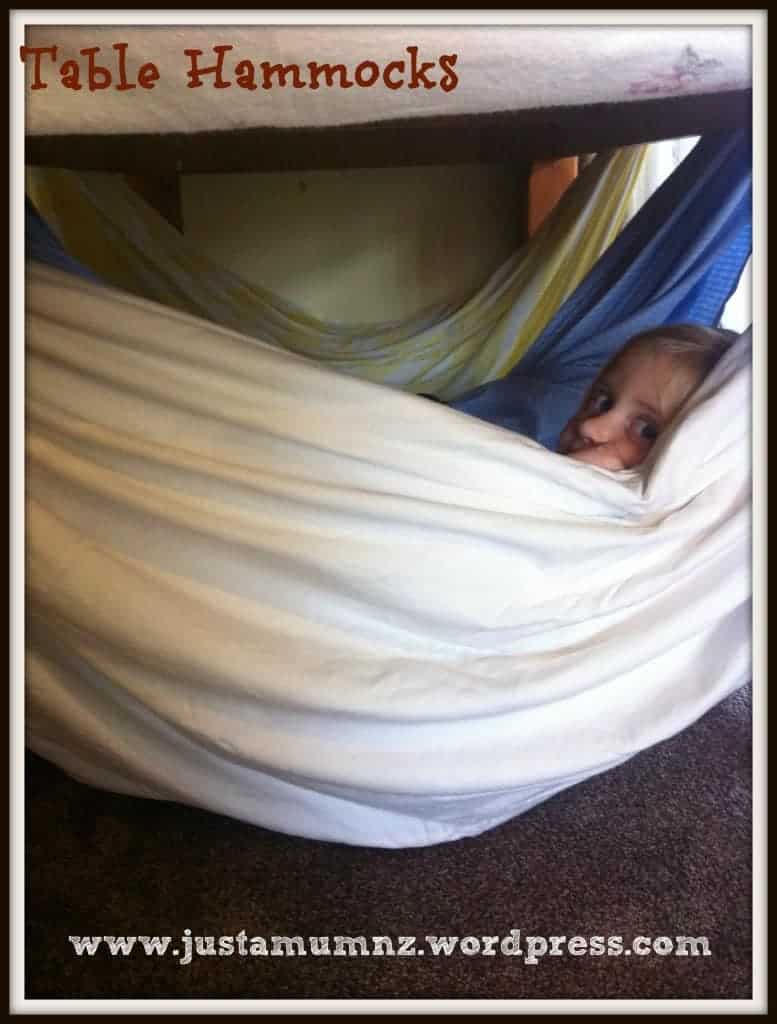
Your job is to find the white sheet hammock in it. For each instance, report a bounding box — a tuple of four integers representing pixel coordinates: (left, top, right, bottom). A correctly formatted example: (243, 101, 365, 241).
(26, 265, 751, 847)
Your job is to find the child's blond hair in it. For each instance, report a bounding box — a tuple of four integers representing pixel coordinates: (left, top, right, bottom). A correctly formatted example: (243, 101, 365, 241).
(619, 324, 738, 376)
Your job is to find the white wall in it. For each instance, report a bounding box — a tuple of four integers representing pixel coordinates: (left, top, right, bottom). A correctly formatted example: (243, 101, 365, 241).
(181, 164, 524, 323)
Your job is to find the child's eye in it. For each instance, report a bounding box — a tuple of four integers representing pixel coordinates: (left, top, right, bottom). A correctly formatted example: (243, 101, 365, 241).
(633, 418, 659, 442)
(589, 390, 613, 415)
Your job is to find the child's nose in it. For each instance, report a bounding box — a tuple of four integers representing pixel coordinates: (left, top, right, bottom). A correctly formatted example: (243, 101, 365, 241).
(580, 410, 619, 444)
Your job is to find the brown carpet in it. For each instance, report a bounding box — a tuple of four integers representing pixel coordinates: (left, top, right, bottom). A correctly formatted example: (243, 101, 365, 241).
(25, 685, 752, 1001)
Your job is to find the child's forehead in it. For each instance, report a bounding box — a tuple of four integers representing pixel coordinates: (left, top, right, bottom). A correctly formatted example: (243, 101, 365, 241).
(600, 343, 702, 415)
(606, 342, 687, 381)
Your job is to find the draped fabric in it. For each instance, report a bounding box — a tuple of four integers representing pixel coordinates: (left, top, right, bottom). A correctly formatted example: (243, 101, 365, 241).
(24, 197, 102, 285)
(25, 264, 751, 847)
(25, 145, 647, 400)
(450, 131, 752, 449)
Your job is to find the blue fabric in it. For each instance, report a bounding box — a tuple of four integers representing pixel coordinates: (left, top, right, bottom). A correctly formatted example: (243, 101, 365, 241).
(25, 197, 101, 284)
(450, 130, 752, 450)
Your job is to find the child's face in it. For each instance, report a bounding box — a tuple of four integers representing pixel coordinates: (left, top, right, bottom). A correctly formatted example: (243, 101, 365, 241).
(558, 343, 702, 471)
